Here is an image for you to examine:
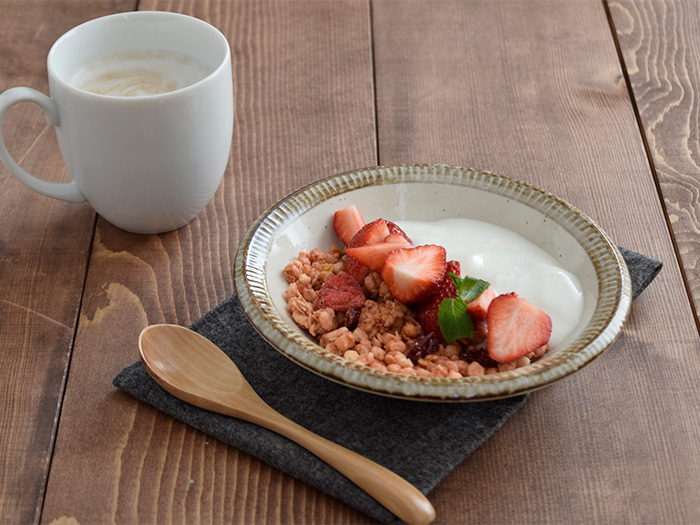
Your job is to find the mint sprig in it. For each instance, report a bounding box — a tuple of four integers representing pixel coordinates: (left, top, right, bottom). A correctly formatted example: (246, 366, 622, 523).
(437, 273, 491, 343)
(450, 273, 490, 303)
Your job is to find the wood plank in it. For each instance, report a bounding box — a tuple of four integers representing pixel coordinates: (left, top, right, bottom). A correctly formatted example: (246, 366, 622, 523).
(372, 0, 699, 523)
(40, 1, 377, 523)
(0, 2, 135, 524)
(609, 0, 700, 327)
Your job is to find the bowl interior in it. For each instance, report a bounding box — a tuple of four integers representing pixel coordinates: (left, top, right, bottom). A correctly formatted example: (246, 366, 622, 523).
(236, 165, 631, 401)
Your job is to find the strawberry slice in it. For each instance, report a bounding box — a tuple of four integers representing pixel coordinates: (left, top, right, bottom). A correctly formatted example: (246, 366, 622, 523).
(346, 237, 412, 272)
(384, 232, 411, 244)
(346, 219, 392, 282)
(333, 205, 365, 246)
(486, 293, 552, 363)
(386, 221, 412, 244)
(467, 285, 496, 321)
(346, 255, 371, 283)
(381, 245, 447, 303)
(349, 219, 391, 246)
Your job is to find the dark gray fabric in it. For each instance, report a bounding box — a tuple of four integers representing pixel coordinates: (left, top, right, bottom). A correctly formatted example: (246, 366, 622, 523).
(618, 247, 663, 300)
(113, 247, 661, 523)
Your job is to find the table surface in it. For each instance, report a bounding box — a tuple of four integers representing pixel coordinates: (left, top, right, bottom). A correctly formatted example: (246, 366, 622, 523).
(1, 1, 699, 523)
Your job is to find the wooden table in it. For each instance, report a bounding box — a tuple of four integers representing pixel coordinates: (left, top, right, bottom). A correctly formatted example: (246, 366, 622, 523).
(2, 1, 699, 523)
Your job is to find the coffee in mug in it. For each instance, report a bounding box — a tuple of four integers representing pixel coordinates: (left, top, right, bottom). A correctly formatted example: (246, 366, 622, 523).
(70, 50, 211, 97)
(0, 12, 234, 234)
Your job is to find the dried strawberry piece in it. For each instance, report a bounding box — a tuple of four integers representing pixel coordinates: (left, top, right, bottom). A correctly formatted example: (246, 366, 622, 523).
(316, 274, 366, 312)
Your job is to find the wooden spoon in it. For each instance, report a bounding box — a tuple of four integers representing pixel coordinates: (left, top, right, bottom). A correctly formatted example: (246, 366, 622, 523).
(138, 324, 436, 525)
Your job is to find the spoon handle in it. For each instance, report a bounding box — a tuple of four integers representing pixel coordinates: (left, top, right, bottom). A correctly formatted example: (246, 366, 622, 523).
(138, 324, 434, 524)
(240, 404, 435, 525)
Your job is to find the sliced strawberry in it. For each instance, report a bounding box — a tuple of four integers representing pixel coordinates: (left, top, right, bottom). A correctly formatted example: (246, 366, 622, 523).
(386, 221, 412, 244)
(345, 219, 392, 282)
(333, 205, 365, 246)
(486, 293, 552, 364)
(316, 273, 366, 311)
(467, 285, 496, 321)
(417, 260, 461, 341)
(345, 254, 371, 283)
(384, 232, 411, 244)
(349, 219, 391, 246)
(381, 245, 447, 303)
(346, 238, 412, 272)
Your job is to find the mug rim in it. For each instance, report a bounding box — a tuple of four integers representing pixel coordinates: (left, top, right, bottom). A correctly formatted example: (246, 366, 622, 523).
(47, 11, 231, 101)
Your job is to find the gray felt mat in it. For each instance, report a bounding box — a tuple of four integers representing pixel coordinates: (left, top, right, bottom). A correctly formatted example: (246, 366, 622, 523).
(113, 246, 661, 523)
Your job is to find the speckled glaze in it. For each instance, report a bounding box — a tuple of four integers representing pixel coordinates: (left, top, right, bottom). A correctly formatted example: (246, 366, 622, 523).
(234, 164, 632, 401)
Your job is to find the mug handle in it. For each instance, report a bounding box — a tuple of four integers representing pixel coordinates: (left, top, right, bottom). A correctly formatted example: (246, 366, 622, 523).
(0, 87, 85, 202)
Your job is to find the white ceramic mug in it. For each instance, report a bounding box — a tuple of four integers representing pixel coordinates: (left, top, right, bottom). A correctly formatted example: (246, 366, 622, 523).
(0, 11, 233, 234)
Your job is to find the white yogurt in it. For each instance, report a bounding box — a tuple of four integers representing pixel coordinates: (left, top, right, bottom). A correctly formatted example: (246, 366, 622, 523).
(396, 218, 584, 348)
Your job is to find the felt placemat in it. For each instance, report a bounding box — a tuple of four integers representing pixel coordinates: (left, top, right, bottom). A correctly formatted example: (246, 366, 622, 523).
(113, 247, 661, 523)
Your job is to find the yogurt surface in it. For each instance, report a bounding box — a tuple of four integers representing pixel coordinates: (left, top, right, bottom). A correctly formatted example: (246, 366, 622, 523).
(396, 218, 584, 348)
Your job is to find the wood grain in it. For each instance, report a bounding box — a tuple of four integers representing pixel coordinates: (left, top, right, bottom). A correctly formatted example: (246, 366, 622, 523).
(0, 2, 134, 524)
(372, 0, 700, 523)
(3, 0, 695, 524)
(40, 1, 377, 523)
(609, 0, 700, 327)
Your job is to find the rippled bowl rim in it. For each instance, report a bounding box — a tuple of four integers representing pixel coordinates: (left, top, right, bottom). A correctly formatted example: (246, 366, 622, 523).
(234, 164, 632, 401)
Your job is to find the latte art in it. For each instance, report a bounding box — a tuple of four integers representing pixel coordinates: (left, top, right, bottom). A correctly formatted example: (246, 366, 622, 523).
(70, 51, 211, 97)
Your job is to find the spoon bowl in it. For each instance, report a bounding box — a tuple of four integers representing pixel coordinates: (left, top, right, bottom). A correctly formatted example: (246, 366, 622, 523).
(138, 323, 436, 525)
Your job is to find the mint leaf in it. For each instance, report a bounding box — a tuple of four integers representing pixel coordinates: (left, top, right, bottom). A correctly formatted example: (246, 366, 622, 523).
(438, 297, 473, 343)
(449, 273, 490, 303)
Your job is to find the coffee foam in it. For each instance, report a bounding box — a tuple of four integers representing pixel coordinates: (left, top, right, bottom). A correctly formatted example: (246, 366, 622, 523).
(70, 51, 211, 97)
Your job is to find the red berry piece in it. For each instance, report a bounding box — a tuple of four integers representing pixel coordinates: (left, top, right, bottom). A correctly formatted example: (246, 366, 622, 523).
(386, 221, 412, 244)
(333, 205, 365, 246)
(406, 333, 440, 364)
(467, 285, 496, 321)
(486, 293, 552, 363)
(316, 274, 366, 312)
(417, 297, 443, 342)
(345, 305, 361, 330)
(345, 219, 392, 282)
(461, 346, 499, 369)
(381, 245, 447, 304)
(416, 260, 461, 342)
(346, 238, 412, 272)
(349, 219, 391, 246)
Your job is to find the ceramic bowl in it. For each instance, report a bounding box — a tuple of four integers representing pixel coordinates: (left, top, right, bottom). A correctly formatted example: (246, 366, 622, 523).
(234, 164, 631, 401)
